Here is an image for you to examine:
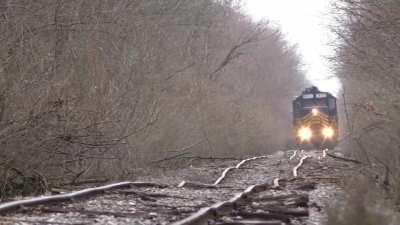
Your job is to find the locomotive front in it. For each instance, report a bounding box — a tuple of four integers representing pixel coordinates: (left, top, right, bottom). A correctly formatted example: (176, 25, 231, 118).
(292, 86, 338, 149)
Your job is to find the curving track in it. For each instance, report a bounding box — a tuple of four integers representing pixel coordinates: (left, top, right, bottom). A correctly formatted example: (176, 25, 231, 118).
(0, 150, 359, 225)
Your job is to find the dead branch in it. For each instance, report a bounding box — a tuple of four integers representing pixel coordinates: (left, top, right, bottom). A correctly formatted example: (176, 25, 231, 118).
(326, 153, 363, 164)
(60, 179, 109, 186)
(39, 207, 144, 218)
(152, 140, 204, 163)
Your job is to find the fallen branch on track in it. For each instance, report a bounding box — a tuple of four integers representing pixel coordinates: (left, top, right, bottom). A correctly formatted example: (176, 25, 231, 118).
(111, 190, 158, 202)
(327, 153, 362, 164)
(234, 211, 291, 223)
(263, 206, 309, 217)
(283, 195, 309, 208)
(60, 178, 109, 186)
(152, 141, 204, 163)
(39, 207, 145, 218)
(152, 152, 192, 163)
(0, 217, 81, 225)
(294, 181, 317, 190)
(0, 181, 168, 214)
(115, 190, 190, 200)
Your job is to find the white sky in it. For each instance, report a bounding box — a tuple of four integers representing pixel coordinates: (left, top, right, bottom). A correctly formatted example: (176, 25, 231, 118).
(244, 0, 341, 96)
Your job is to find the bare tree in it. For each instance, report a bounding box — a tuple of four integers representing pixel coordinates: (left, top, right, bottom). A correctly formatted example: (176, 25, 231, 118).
(331, 0, 400, 201)
(0, 0, 306, 197)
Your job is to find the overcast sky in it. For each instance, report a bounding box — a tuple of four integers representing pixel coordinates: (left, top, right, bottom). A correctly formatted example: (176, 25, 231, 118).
(244, 0, 341, 96)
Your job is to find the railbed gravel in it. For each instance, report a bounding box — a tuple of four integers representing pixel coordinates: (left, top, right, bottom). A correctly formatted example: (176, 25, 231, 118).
(0, 150, 357, 225)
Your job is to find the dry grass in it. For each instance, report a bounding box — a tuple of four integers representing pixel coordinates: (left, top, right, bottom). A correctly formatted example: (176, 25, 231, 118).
(326, 176, 397, 225)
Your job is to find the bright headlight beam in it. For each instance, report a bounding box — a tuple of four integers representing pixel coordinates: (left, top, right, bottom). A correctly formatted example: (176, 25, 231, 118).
(322, 127, 334, 138)
(312, 108, 319, 116)
(298, 127, 312, 141)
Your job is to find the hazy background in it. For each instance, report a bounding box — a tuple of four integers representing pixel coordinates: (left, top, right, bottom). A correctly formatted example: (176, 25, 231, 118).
(245, 0, 341, 96)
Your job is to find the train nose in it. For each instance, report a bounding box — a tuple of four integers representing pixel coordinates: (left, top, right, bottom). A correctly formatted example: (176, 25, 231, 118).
(309, 125, 324, 146)
(310, 124, 323, 137)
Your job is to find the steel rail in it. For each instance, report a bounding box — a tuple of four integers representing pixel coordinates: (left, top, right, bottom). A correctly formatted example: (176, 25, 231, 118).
(213, 167, 235, 186)
(179, 155, 269, 188)
(171, 180, 275, 225)
(0, 181, 167, 213)
(289, 150, 298, 160)
(213, 156, 269, 186)
(322, 149, 328, 158)
(293, 156, 310, 177)
(172, 153, 314, 225)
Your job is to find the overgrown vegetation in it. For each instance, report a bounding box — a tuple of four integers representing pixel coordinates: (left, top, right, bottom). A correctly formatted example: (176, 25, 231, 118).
(329, 0, 400, 222)
(0, 0, 305, 197)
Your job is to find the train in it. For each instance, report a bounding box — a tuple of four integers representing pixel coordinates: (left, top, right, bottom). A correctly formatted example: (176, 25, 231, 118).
(292, 86, 338, 149)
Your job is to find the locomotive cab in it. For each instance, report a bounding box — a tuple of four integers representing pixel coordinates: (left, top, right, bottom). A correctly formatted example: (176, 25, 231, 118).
(293, 86, 338, 149)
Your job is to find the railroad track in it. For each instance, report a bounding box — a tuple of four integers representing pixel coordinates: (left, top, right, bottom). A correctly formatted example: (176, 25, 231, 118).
(0, 150, 358, 225)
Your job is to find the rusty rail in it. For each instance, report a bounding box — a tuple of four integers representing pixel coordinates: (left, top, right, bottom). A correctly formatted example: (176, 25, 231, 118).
(179, 155, 269, 188)
(172, 152, 314, 225)
(0, 182, 167, 214)
(293, 155, 310, 177)
(171, 180, 275, 225)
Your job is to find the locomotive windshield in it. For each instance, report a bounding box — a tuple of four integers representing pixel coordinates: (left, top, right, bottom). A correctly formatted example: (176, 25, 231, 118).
(293, 91, 337, 119)
(302, 98, 328, 109)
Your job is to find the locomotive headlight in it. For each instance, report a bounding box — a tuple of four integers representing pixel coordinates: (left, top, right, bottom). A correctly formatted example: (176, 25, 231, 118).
(322, 127, 335, 138)
(312, 108, 319, 116)
(298, 127, 312, 141)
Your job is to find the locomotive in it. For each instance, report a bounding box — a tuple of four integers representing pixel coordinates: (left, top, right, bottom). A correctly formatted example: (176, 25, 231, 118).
(292, 86, 338, 149)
